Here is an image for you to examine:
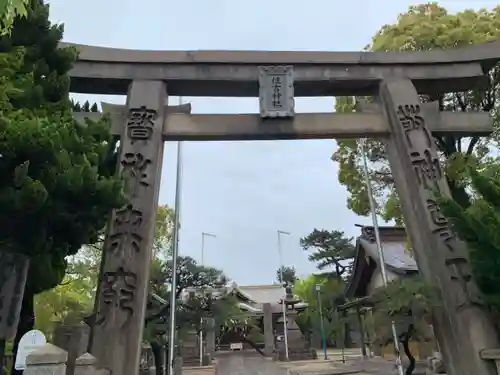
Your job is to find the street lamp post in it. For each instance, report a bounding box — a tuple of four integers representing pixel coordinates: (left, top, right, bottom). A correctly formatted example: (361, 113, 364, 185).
(277, 230, 290, 361)
(201, 232, 216, 266)
(199, 231, 216, 366)
(167, 97, 184, 375)
(315, 284, 328, 360)
(357, 95, 404, 375)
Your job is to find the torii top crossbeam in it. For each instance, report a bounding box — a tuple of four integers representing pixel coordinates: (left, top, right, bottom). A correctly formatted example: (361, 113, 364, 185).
(61, 40, 500, 97)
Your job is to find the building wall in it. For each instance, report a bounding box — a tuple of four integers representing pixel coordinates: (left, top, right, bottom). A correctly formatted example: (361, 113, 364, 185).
(366, 267, 399, 294)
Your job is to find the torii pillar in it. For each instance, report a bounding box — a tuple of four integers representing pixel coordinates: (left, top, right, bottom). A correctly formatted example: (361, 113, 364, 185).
(380, 77, 499, 375)
(90, 80, 167, 375)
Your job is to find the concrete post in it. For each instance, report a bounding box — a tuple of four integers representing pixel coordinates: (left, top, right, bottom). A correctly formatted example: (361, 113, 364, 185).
(25, 343, 68, 375)
(74, 353, 97, 375)
(263, 303, 274, 356)
(205, 318, 215, 357)
(53, 324, 90, 375)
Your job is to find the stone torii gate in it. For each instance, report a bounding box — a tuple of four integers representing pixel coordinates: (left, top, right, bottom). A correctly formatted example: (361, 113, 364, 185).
(66, 41, 500, 375)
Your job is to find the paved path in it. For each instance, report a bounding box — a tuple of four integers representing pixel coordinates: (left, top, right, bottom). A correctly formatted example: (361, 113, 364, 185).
(216, 352, 288, 375)
(214, 351, 409, 375)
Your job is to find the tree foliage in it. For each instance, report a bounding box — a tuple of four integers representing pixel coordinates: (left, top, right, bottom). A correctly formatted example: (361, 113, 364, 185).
(438, 168, 500, 331)
(34, 278, 93, 339)
(144, 254, 234, 375)
(0, 0, 27, 36)
(0, 0, 124, 287)
(0, 2, 125, 372)
(294, 274, 346, 346)
(33, 243, 100, 337)
(145, 255, 230, 338)
(152, 205, 174, 259)
(333, 3, 500, 223)
(300, 229, 355, 278)
(32, 204, 176, 339)
(371, 277, 436, 375)
(276, 265, 297, 285)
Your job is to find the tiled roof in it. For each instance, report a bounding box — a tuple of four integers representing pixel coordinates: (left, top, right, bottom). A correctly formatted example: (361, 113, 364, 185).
(236, 284, 308, 312)
(345, 225, 418, 298)
(238, 284, 285, 304)
(359, 238, 417, 271)
(182, 283, 307, 313)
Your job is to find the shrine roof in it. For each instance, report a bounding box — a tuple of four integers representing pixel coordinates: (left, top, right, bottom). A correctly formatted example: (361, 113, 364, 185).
(181, 283, 307, 312)
(345, 225, 418, 298)
(233, 283, 306, 306)
(237, 284, 286, 304)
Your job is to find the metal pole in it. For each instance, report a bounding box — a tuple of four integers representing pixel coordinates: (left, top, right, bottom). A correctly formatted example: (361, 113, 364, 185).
(357, 95, 404, 375)
(201, 234, 204, 266)
(201, 232, 216, 266)
(339, 308, 346, 364)
(199, 232, 216, 366)
(315, 285, 328, 360)
(277, 230, 290, 361)
(168, 97, 184, 375)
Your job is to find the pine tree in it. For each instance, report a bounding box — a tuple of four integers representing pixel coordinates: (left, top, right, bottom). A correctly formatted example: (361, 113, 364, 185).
(0, 1, 124, 372)
(439, 168, 500, 333)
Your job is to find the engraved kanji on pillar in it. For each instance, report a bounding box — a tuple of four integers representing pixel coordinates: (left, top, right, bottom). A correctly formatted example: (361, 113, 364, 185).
(91, 81, 167, 375)
(380, 78, 498, 375)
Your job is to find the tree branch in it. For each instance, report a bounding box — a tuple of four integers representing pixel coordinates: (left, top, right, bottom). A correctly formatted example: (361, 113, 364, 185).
(466, 136, 480, 156)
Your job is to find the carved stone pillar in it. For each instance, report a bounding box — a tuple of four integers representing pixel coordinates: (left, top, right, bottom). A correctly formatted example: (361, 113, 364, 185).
(90, 80, 167, 375)
(262, 303, 273, 356)
(380, 77, 499, 375)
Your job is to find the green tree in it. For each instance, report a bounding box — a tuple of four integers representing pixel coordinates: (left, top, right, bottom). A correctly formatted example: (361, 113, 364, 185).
(215, 304, 262, 353)
(152, 205, 174, 259)
(144, 255, 230, 375)
(0, 0, 27, 36)
(32, 203, 175, 343)
(34, 278, 93, 340)
(371, 277, 436, 375)
(33, 243, 100, 338)
(0, 2, 125, 372)
(294, 274, 345, 346)
(276, 265, 297, 285)
(439, 168, 500, 331)
(145, 287, 239, 375)
(300, 229, 355, 279)
(333, 3, 500, 223)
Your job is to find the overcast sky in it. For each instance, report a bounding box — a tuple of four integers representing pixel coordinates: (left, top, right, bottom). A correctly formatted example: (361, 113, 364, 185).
(48, 0, 491, 284)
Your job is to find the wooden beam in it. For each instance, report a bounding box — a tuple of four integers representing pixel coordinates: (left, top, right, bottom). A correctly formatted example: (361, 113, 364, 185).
(73, 108, 491, 141)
